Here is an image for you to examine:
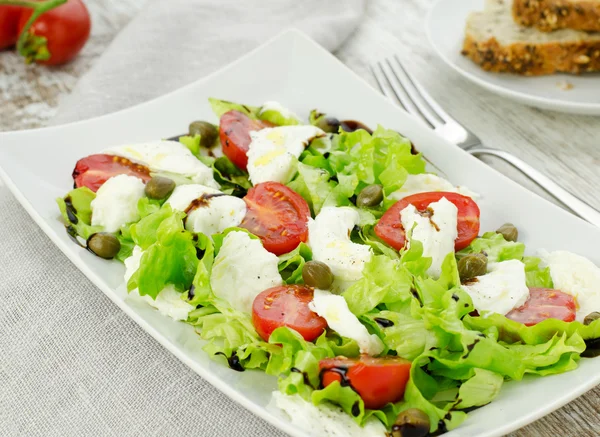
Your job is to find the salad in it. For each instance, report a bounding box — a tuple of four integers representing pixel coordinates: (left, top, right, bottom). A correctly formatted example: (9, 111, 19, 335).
(57, 98, 600, 437)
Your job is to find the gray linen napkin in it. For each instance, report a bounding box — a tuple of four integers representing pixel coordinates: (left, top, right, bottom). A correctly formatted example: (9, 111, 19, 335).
(0, 1, 364, 435)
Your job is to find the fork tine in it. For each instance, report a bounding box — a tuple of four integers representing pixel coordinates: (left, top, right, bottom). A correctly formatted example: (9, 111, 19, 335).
(393, 56, 455, 125)
(376, 60, 429, 126)
(370, 63, 407, 111)
(387, 58, 444, 128)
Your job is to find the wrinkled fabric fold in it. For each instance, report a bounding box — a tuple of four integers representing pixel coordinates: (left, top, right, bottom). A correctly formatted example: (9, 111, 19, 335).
(51, 0, 365, 124)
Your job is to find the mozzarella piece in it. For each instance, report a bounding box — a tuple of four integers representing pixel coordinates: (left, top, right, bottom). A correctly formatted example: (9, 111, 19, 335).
(271, 392, 387, 437)
(210, 231, 282, 314)
(124, 246, 194, 321)
(539, 250, 600, 322)
(246, 125, 325, 185)
(309, 289, 383, 356)
(462, 260, 530, 316)
(389, 174, 478, 201)
(166, 184, 247, 235)
(91, 174, 145, 232)
(103, 140, 218, 188)
(259, 101, 301, 123)
(308, 207, 373, 293)
(400, 197, 458, 278)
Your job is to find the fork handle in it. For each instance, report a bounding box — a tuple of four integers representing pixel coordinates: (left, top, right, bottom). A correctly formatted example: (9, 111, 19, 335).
(467, 147, 600, 228)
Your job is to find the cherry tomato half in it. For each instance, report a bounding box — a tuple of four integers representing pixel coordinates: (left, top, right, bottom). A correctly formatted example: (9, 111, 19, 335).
(320, 355, 412, 410)
(73, 154, 151, 192)
(0, 5, 23, 50)
(240, 182, 310, 255)
(19, 0, 91, 65)
(375, 192, 480, 252)
(219, 110, 273, 171)
(506, 288, 576, 326)
(252, 285, 327, 342)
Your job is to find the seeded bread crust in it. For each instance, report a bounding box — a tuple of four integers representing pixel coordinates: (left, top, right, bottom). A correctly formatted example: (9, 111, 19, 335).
(462, 34, 600, 75)
(513, 0, 600, 32)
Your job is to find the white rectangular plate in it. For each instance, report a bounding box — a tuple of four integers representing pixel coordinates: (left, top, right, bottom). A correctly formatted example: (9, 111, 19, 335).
(1, 29, 599, 437)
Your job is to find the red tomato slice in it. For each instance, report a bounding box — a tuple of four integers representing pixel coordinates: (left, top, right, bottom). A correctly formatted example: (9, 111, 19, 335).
(320, 355, 412, 410)
(375, 191, 480, 252)
(73, 154, 152, 192)
(219, 110, 274, 171)
(240, 182, 310, 255)
(506, 288, 576, 326)
(252, 285, 327, 342)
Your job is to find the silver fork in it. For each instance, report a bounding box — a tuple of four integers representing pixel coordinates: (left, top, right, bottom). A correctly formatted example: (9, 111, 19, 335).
(371, 56, 600, 228)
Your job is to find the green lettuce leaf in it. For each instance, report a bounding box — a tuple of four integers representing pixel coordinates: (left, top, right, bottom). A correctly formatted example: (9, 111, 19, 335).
(209, 97, 259, 119)
(523, 256, 554, 288)
(278, 243, 312, 284)
(328, 126, 426, 196)
(343, 255, 413, 316)
(178, 134, 201, 156)
(287, 161, 357, 215)
(212, 156, 252, 195)
(56, 187, 103, 240)
(258, 103, 300, 126)
(127, 207, 198, 299)
(457, 231, 525, 264)
(453, 368, 503, 409)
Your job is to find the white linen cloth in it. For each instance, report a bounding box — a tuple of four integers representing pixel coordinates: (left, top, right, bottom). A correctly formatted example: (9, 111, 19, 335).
(0, 1, 364, 435)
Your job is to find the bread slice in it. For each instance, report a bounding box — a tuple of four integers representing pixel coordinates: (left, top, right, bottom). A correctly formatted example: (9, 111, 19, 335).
(513, 0, 600, 32)
(462, 0, 600, 75)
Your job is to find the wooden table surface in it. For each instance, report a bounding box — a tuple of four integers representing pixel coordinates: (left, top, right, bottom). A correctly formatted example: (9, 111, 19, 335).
(1, 0, 599, 435)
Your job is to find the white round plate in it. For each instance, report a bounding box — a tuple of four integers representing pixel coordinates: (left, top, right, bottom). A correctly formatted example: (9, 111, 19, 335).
(426, 0, 600, 115)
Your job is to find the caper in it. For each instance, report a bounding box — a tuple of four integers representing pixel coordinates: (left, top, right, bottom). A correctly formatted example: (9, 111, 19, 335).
(144, 176, 176, 200)
(458, 252, 488, 281)
(189, 120, 218, 148)
(584, 312, 600, 325)
(316, 116, 341, 134)
(391, 408, 430, 437)
(302, 261, 334, 290)
(87, 233, 121, 260)
(496, 223, 518, 242)
(356, 184, 384, 208)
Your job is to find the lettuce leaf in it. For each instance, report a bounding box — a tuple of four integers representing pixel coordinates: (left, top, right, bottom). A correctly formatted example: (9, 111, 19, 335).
(127, 207, 198, 299)
(278, 243, 312, 284)
(523, 256, 554, 288)
(209, 97, 259, 119)
(178, 134, 201, 156)
(212, 156, 252, 195)
(328, 126, 426, 196)
(287, 162, 357, 215)
(343, 255, 413, 316)
(457, 231, 525, 264)
(56, 187, 103, 240)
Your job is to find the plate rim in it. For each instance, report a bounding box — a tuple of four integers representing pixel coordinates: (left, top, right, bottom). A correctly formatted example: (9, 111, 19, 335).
(1, 27, 600, 437)
(425, 0, 600, 114)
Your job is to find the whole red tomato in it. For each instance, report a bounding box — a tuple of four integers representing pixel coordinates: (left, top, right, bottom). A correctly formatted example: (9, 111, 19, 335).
(18, 0, 91, 65)
(0, 5, 23, 50)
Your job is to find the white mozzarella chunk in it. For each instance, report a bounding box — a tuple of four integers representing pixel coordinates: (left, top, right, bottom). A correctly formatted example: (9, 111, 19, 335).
(309, 289, 383, 356)
(210, 231, 282, 314)
(103, 140, 218, 188)
(400, 197, 458, 278)
(271, 392, 387, 437)
(389, 174, 478, 201)
(91, 174, 145, 232)
(166, 184, 247, 235)
(124, 246, 194, 321)
(246, 125, 325, 185)
(539, 250, 600, 322)
(462, 260, 530, 315)
(259, 101, 301, 123)
(308, 207, 373, 293)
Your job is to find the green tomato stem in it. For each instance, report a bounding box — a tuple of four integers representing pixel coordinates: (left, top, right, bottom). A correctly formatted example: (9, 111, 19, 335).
(0, 0, 67, 55)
